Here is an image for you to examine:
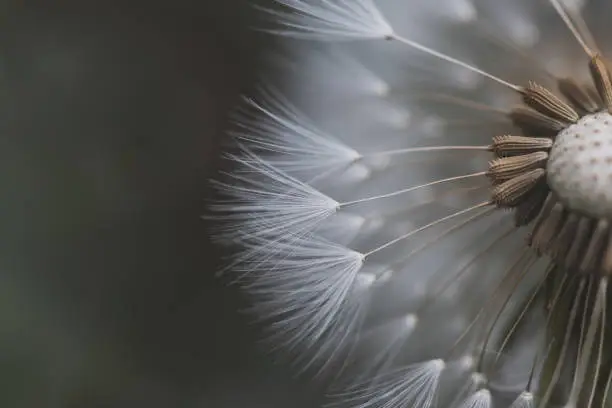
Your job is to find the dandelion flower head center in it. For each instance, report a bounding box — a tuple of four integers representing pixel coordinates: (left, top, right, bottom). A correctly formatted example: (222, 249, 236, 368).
(483, 50, 612, 276)
(547, 111, 612, 218)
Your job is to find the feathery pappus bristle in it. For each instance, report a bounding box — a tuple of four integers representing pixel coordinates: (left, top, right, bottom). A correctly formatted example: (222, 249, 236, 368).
(509, 392, 534, 408)
(213, 0, 612, 406)
(263, 0, 394, 40)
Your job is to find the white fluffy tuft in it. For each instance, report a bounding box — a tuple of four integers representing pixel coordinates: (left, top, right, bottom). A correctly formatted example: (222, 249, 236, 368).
(265, 0, 394, 40)
(242, 233, 366, 367)
(212, 145, 339, 243)
(458, 389, 492, 408)
(509, 392, 534, 408)
(334, 359, 445, 408)
(231, 88, 362, 176)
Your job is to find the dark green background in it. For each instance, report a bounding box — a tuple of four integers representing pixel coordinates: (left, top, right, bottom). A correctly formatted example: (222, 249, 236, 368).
(0, 1, 324, 406)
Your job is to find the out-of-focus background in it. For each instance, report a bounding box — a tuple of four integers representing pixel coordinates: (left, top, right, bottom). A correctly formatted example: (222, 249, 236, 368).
(0, 2, 324, 407)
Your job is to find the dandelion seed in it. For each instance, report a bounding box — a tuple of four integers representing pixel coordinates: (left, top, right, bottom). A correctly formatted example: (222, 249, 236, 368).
(211, 145, 339, 243)
(231, 89, 362, 176)
(241, 233, 367, 369)
(214, 0, 612, 406)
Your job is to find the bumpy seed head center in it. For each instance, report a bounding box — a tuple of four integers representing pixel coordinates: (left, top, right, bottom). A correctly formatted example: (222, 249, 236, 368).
(547, 111, 612, 219)
(486, 55, 612, 275)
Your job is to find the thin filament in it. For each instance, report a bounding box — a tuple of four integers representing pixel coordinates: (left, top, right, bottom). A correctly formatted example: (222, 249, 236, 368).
(340, 171, 487, 207)
(477, 255, 537, 371)
(385, 205, 497, 273)
(568, 278, 608, 406)
(417, 226, 515, 317)
(364, 145, 490, 158)
(447, 248, 531, 360)
(540, 278, 587, 408)
(602, 367, 612, 408)
(363, 201, 491, 258)
(548, 0, 594, 57)
(411, 92, 510, 115)
(492, 262, 554, 369)
(587, 290, 607, 408)
(390, 33, 522, 91)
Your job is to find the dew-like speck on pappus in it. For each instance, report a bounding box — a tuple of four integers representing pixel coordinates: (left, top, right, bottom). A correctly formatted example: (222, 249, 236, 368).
(213, 0, 612, 407)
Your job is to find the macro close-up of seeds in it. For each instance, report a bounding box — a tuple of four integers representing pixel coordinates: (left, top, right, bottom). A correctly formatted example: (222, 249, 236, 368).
(214, 0, 612, 407)
(9, 1, 612, 407)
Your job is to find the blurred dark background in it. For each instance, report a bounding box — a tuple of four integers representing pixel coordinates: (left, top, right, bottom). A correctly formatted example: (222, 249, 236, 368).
(0, 1, 323, 407)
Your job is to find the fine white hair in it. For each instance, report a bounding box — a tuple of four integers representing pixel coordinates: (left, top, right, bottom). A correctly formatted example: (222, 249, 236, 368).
(214, 0, 612, 407)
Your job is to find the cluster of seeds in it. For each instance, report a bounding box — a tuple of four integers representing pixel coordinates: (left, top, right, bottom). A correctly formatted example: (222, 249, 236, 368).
(488, 54, 612, 277)
(217, 1, 612, 407)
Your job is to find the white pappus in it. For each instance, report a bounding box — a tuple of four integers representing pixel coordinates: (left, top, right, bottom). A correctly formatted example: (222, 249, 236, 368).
(213, 0, 612, 407)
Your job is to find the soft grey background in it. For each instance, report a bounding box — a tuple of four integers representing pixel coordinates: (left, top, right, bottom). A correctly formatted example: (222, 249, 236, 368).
(1, 1, 324, 407)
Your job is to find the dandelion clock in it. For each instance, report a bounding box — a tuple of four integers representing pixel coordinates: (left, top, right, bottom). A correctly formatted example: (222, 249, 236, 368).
(213, 0, 612, 407)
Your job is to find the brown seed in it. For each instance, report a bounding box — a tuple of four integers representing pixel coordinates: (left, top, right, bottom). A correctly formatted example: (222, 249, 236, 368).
(490, 135, 553, 156)
(522, 81, 580, 124)
(492, 168, 546, 207)
(589, 54, 612, 112)
(488, 151, 548, 181)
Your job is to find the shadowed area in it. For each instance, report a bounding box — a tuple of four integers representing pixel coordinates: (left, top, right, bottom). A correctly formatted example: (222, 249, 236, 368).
(0, 1, 323, 407)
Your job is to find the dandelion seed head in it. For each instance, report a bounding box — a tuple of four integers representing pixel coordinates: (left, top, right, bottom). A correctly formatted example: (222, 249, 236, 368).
(215, 0, 612, 406)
